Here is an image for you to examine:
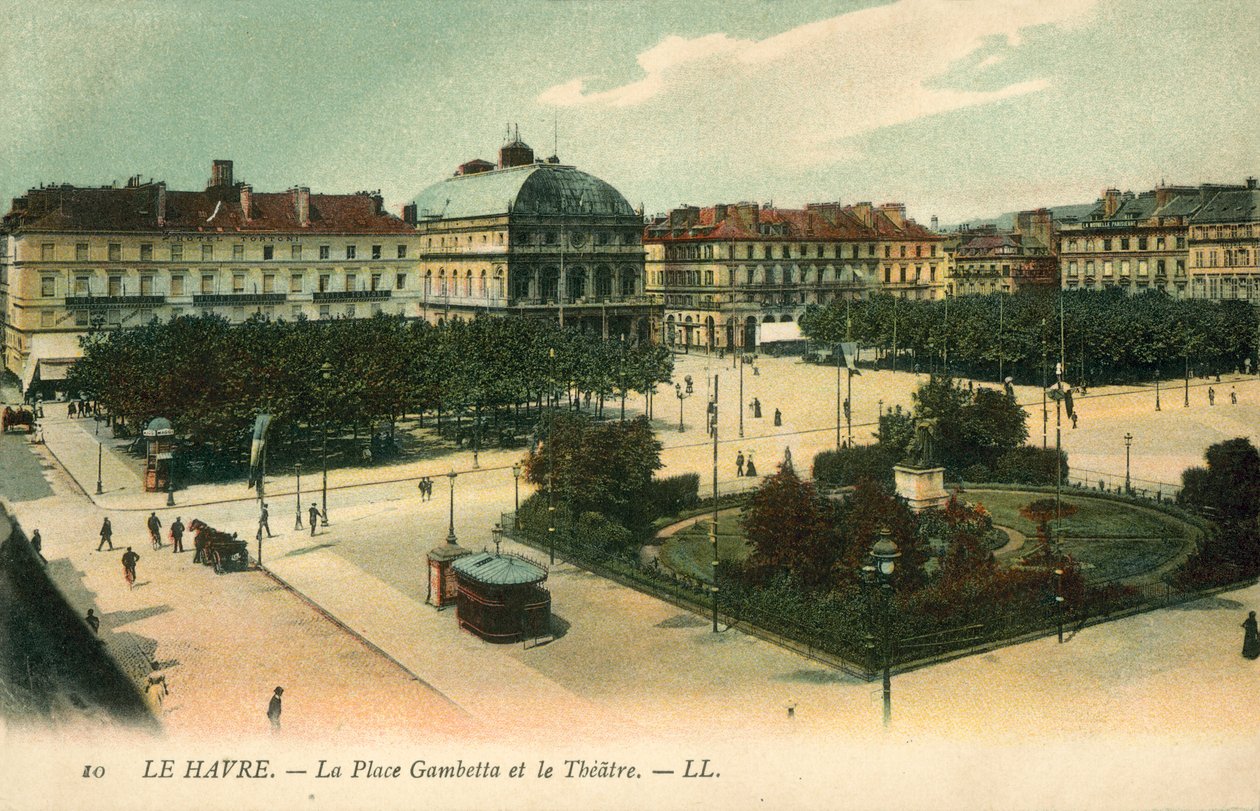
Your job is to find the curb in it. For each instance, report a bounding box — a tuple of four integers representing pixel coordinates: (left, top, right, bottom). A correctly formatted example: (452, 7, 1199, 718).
(253, 562, 470, 718)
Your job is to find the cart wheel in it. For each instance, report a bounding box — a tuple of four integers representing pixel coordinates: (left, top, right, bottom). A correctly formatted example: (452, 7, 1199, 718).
(212, 551, 224, 575)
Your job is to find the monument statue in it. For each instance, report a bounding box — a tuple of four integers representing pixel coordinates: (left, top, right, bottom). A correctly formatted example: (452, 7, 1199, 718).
(906, 417, 938, 468)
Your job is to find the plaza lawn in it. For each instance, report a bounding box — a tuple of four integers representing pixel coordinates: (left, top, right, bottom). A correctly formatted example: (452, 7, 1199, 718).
(658, 511, 751, 584)
(966, 486, 1201, 582)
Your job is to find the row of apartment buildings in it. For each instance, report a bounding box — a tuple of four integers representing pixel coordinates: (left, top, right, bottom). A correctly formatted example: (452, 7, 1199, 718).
(1, 134, 1256, 390)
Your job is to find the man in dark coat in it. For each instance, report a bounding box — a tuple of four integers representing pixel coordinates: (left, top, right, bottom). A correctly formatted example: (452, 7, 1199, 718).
(774, 408, 782, 427)
(258, 503, 274, 539)
(121, 547, 140, 589)
(308, 504, 322, 536)
(735, 452, 745, 477)
(85, 609, 100, 634)
(170, 517, 185, 553)
(267, 686, 284, 731)
(30, 529, 45, 563)
(97, 517, 114, 551)
(147, 512, 162, 548)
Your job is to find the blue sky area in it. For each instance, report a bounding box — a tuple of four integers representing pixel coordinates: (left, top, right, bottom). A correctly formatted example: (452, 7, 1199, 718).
(1, 0, 1256, 224)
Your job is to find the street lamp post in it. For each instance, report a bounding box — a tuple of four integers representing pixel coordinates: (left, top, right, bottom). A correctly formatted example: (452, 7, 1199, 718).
(674, 382, 690, 432)
(446, 469, 458, 544)
(294, 462, 303, 530)
(1054, 567, 1065, 644)
(512, 462, 522, 530)
(320, 362, 332, 526)
(1184, 352, 1190, 408)
(1124, 432, 1133, 494)
(869, 528, 900, 728)
(492, 522, 503, 556)
(96, 439, 104, 495)
(1155, 369, 1161, 411)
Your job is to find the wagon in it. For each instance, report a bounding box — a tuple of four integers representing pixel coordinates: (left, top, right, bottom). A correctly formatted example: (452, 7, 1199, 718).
(188, 519, 251, 574)
(2, 406, 36, 433)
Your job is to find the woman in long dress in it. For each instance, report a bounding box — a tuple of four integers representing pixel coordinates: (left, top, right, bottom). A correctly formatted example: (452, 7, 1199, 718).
(1243, 611, 1260, 660)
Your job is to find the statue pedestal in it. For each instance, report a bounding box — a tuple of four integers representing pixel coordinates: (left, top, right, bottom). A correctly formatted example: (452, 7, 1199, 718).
(894, 465, 950, 513)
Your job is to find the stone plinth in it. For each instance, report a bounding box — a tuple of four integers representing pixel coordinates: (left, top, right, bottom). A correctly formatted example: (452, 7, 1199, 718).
(893, 465, 949, 513)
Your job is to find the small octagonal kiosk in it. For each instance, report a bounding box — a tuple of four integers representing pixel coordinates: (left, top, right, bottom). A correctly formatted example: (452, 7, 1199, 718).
(452, 552, 550, 643)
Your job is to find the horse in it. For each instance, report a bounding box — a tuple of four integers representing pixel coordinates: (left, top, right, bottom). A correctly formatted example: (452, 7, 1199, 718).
(2, 406, 36, 433)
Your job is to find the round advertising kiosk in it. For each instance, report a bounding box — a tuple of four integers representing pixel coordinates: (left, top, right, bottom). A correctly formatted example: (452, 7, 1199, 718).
(452, 552, 550, 643)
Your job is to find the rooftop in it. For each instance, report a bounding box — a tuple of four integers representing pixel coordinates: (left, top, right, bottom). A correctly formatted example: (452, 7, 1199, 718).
(408, 163, 637, 221)
(452, 551, 547, 586)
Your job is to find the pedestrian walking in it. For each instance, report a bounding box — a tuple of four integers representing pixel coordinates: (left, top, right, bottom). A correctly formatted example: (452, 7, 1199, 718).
(308, 503, 322, 536)
(30, 529, 46, 564)
(267, 686, 284, 731)
(68, 401, 77, 418)
(735, 451, 745, 477)
(752, 398, 762, 419)
(1231, 387, 1237, 405)
(1208, 386, 1216, 406)
(745, 453, 758, 477)
(121, 547, 140, 589)
(1071, 412, 1078, 430)
(97, 517, 114, 551)
(85, 609, 100, 634)
(773, 408, 782, 427)
(145, 662, 169, 713)
(784, 446, 793, 468)
(258, 503, 274, 539)
(1243, 611, 1260, 660)
(170, 517, 185, 553)
(147, 512, 162, 549)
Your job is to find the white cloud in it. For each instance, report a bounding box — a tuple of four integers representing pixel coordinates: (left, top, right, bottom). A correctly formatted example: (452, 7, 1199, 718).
(538, 0, 1098, 167)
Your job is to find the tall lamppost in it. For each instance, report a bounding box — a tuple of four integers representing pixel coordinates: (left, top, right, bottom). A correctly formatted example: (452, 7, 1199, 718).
(491, 522, 503, 556)
(96, 433, 104, 495)
(674, 382, 690, 432)
(294, 462, 303, 530)
(511, 462, 522, 530)
(1054, 567, 1065, 644)
(1154, 369, 1161, 412)
(869, 528, 900, 728)
(445, 469, 458, 544)
(1124, 432, 1133, 494)
(1183, 350, 1190, 408)
(320, 361, 332, 526)
(835, 342, 843, 451)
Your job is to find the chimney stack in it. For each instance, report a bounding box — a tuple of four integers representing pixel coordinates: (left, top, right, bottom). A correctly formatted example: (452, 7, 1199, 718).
(930, 215, 939, 231)
(1102, 188, 1121, 218)
(852, 202, 873, 227)
(211, 159, 234, 189)
(878, 203, 906, 228)
(240, 184, 252, 220)
(371, 192, 384, 215)
(403, 203, 418, 225)
(294, 186, 310, 227)
(156, 182, 167, 227)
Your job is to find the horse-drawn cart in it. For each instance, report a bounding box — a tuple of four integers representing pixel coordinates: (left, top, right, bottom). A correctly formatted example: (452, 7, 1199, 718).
(2, 406, 36, 434)
(189, 519, 250, 574)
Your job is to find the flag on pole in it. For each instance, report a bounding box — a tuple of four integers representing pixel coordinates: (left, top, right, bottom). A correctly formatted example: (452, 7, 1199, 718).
(839, 342, 861, 375)
(247, 414, 272, 491)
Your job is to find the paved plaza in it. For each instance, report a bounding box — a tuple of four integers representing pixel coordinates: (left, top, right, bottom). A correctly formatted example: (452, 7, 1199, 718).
(3, 360, 1260, 810)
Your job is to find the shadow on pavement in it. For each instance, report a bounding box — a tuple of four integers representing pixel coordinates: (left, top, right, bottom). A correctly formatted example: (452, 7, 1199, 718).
(772, 668, 862, 685)
(282, 542, 339, 558)
(103, 604, 173, 628)
(656, 612, 708, 629)
(1166, 595, 1246, 611)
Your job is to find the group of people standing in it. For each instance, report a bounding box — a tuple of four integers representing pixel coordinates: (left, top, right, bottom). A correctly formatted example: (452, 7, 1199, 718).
(418, 476, 435, 501)
(733, 451, 758, 478)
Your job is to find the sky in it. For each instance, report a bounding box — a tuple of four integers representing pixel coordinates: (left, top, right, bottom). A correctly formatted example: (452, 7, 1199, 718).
(1, 0, 1256, 226)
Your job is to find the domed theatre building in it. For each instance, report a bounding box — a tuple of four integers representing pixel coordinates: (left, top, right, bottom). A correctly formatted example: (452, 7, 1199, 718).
(404, 129, 654, 340)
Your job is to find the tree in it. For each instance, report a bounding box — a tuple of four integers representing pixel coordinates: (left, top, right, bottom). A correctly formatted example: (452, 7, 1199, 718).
(524, 412, 662, 528)
(1179, 438, 1260, 525)
(742, 465, 843, 590)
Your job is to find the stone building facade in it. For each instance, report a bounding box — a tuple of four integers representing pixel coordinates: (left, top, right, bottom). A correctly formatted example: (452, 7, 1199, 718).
(404, 133, 653, 341)
(643, 201, 942, 351)
(1185, 182, 1260, 302)
(1, 160, 419, 391)
(949, 210, 1059, 296)
(1058, 182, 1253, 298)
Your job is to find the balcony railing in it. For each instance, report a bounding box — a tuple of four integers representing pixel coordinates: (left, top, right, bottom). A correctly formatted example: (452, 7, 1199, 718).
(64, 295, 165, 309)
(192, 293, 288, 307)
(313, 289, 393, 303)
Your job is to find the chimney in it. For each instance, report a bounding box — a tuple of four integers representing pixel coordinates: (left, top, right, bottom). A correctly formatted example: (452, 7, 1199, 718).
(1248, 177, 1257, 190)
(211, 159, 234, 189)
(294, 186, 310, 227)
(851, 202, 873, 227)
(403, 203, 418, 225)
(239, 184, 252, 220)
(371, 193, 384, 215)
(930, 215, 939, 231)
(714, 203, 728, 222)
(878, 203, 906, 228)
(1102, 188, 1121, 218)
(156, 182, 167, 227)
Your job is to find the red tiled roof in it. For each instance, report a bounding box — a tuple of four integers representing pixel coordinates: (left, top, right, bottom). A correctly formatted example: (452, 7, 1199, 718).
(4, 183, 412, 234)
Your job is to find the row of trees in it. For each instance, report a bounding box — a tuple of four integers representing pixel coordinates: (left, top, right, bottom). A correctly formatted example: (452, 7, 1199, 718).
(800, 289, 1259, 385)
(66, 313, 674, 454)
